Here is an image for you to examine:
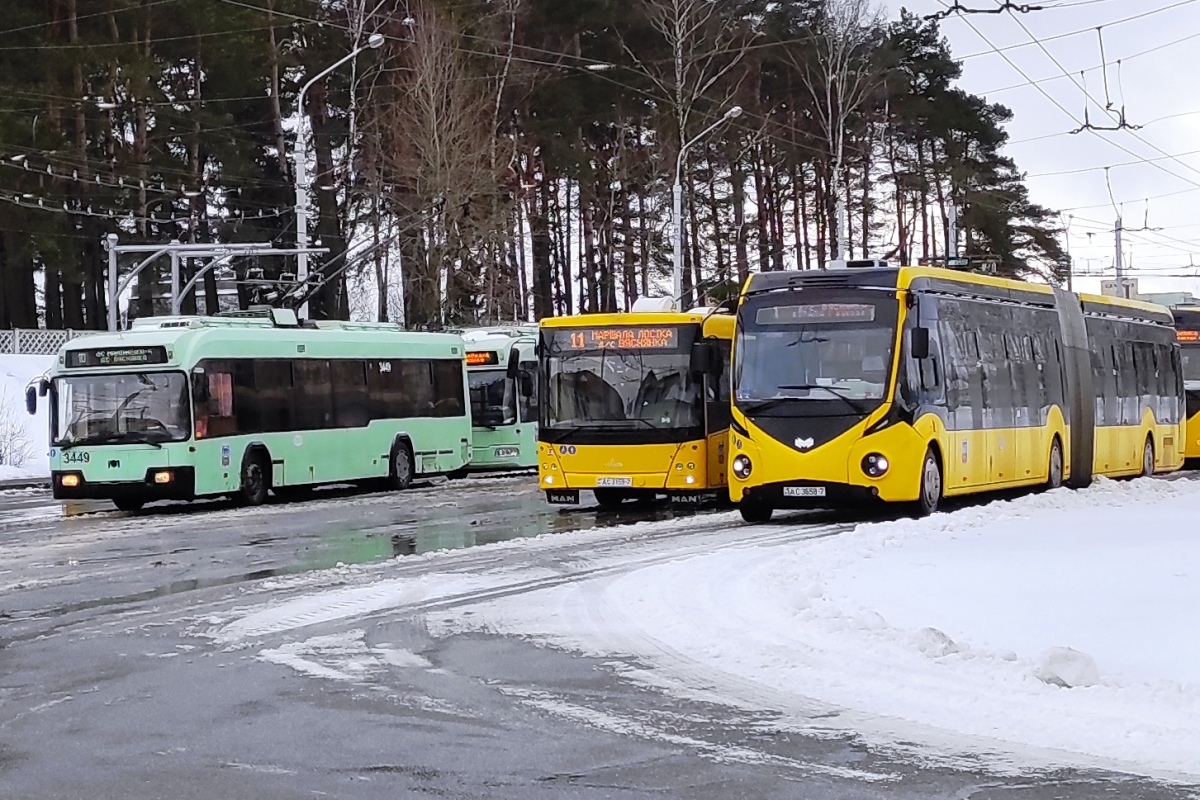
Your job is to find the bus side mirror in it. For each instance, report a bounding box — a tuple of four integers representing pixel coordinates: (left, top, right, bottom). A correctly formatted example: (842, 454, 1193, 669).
(911, 327, 931, 360)
(506, 348, 520, 380)
(519, 373, 534, 399)
(25, 385, 37, 415)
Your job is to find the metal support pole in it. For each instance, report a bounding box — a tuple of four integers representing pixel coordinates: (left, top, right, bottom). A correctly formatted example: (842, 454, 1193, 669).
(672, 178, 683, 306)
(107, 237, 118, 331)
(169, 240, 181, 315)
(948, 200, 958, 259)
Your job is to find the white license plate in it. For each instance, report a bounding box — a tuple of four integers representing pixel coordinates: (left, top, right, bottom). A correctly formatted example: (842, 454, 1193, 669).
(596, 477, 633, 487)
(783, 486, 826, 498)
(493, 447, 520, 459)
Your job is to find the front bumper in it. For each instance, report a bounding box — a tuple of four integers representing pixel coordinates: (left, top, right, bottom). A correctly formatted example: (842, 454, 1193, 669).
(739, 479, 882, 509)
(51, 467, 197, 502)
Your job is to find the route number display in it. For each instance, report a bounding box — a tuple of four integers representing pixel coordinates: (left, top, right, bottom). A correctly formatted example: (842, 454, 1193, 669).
(555, 327, 679, 351)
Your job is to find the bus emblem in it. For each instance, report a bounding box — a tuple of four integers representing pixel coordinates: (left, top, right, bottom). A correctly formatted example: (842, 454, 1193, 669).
(794, 437, 814, 450)
(221, 445, 231, 468)
(559, 445, 576, 455)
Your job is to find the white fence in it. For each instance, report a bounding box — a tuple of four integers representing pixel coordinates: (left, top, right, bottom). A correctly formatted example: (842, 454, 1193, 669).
(0, 328, 100, 356)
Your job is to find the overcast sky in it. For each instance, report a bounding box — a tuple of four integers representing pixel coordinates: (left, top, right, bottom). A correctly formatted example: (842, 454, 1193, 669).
(881, 0, 1200, 297)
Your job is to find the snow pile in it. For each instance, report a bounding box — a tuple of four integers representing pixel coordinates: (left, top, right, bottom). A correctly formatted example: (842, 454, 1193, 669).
(0, 355, 53, 480)
(433, 477, 1200, 780)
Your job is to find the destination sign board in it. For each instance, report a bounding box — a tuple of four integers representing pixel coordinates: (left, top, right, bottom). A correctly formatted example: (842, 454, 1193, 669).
(552, 327, 679, 351)
(466, 351, 500, 366)
(65, 346, 169, 369)
(755, 303, 877, 325)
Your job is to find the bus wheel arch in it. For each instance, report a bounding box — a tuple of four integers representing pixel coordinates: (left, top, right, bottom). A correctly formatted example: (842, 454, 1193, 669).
(388, 436, 415, 490)
(238, 445, 271, 506)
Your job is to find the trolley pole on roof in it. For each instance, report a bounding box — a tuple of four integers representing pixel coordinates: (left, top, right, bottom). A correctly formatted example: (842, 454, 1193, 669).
(1114, 216, 1125, 297)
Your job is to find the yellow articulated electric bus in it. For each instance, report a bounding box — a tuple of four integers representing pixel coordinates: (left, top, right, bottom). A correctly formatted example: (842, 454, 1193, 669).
(729, 265, 1185, 522)
(538, 299, 734, 509)
(1173, 306, 1200, 463)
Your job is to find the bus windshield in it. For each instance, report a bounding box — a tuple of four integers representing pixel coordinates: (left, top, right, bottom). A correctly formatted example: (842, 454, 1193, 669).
(542, 329, 703, 434)
(735, 297, 899, 412)
(469, 369, 516, 427)
(1181, 346, 1200, 389)
(53, 372, 191, 447)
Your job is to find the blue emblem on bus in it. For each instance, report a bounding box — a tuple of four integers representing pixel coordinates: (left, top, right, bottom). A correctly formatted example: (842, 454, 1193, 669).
(221, 445, 231, 468)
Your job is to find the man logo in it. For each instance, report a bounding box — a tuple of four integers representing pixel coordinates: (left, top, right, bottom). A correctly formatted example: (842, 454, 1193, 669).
(794, 437, 815, 450)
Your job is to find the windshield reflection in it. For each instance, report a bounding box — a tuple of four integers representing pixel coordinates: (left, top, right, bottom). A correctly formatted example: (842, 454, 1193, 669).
(54, 372, 190, 447)
(469, 369, 516, 426)
(544, 349, 702, 431)
(735, 297, 898, 412)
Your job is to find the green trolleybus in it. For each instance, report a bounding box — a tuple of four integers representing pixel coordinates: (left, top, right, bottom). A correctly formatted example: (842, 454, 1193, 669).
(461, 326, 539, 471)
(26, 309, 472, 511)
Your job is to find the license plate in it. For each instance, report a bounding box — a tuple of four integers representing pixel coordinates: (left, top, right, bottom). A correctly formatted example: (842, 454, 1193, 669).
(783, 486, 826, 498)
(547, 490, 579, 505)
(493, 447, 520, 459)
(596, 477, 633, 487)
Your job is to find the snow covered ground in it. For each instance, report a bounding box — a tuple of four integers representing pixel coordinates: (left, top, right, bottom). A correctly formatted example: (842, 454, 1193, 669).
(0, 355, 54, 479)
(426, 478, 1200, 782)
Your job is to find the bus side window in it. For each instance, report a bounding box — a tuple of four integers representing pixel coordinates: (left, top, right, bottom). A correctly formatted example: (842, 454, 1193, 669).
(432, 360, 466, 418)
(293, 359, 334, 430)
(332, 360, 369, 428)
(256, 360, 294, 432)
(204, 363, 237, 438)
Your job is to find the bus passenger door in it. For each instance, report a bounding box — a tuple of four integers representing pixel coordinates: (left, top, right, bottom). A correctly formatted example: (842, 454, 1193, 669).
(704, 340, 732, 489)
(982, 329, 1017, 484)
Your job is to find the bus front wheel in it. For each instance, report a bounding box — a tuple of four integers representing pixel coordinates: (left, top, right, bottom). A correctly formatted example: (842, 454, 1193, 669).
(915, 449, 942, 517)
(389, 443, 414, 491)
(1141, 437, 1155, 478)
(238, 453, 269, 506)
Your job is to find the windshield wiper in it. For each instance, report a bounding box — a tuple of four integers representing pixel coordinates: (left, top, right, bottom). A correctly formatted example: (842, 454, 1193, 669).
(775, 384, 869, 414)
(64, 431, 167, 450)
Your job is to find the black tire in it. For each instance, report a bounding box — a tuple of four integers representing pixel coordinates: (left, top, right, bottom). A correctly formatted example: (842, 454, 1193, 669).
(388, 442, 415, 491)
(915, 448, 942, 517)
(593, 488, 628, 509)
(1141, 437, 1155, 478)
(1046, 438, 1064, 490)
(113, 497, 144, 513)
(238, 452, 269, 507)
(739, 502, 773, 524)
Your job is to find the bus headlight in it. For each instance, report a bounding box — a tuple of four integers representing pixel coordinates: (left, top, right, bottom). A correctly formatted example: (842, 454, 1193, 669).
(60, 473, 81, 488)
(732, 455, 752, 479)
(862, 453, 889, 478)
(154, 471, 173, 484)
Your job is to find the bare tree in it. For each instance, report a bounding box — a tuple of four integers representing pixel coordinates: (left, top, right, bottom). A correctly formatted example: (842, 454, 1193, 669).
(793, 0, 883, 263)
(0, 388, 36, 469)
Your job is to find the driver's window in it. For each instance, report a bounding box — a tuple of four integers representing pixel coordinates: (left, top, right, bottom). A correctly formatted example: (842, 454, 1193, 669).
(519, 361, 538, 423)
(200, 360, 237, 438)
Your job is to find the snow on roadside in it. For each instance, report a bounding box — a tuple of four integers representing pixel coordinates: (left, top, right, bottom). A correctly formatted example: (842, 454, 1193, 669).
(0, 354, 54, 478)
(430, 477, 1200, 781)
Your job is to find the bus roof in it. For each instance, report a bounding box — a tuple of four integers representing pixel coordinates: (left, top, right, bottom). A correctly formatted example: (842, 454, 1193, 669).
(52, 315, 464, 375)
(539, 310, 727, 329)
(742, 266, 1174, 325)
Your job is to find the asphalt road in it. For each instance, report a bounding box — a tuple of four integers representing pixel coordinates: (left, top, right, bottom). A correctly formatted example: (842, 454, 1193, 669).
(0, 477, 1194, 798)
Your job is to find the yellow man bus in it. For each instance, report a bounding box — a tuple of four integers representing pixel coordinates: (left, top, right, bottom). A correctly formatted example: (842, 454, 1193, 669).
(1173, 306, 1200, 463)
(538, 300, 734, 508)
(729, 265, 1184, 522)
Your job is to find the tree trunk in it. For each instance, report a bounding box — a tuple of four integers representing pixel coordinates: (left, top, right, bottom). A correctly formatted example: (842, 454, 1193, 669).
(731, 154, 749, 284)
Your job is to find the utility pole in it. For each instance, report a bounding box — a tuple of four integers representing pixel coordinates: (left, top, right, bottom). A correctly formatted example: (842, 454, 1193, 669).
(1114, 216, 1126, 298)
(948, 200, 958, 260)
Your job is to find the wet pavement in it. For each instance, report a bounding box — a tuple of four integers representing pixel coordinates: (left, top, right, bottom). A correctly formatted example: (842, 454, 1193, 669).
(0, 476, 1196, 798)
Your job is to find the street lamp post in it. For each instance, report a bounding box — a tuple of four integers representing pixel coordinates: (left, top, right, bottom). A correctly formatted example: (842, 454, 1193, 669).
(673, 106, 742, 306)
(294, 32, 384, 318)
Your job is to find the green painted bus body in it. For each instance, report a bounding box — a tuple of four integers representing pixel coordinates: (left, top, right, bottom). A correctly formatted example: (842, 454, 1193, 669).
(44, 315, 472, 504)
(462, 326, 538, 471)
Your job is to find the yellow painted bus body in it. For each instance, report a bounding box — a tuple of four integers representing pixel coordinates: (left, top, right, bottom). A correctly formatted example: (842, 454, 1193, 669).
(1173, 307, 1200, 462)
(538, 310, 734, 508)
(729, 266, 1184, 519)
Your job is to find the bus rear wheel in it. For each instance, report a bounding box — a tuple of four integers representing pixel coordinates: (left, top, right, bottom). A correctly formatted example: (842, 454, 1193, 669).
(238, 453, 269, 507)
(388, 443, 414, 491)
(1141, 437, 1155, 478)
(915, 449, 942, 517)
(1046, 438, 1064, 490)
(113, 497, 144, 513)
(739, 502, 773, 524)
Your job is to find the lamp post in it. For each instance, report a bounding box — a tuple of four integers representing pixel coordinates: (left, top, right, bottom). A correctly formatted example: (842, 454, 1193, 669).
(294, 32, 384, 318)
(673, 105, 742, 306)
